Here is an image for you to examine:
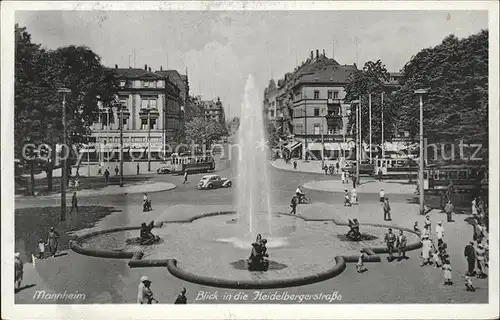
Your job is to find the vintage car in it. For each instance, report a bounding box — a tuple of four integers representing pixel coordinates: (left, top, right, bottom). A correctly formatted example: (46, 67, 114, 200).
(197, 174, 232, 189)
(156, 166, 172, 174)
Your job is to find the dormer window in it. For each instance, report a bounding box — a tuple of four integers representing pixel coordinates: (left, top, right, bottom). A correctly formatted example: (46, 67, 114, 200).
(144, 81, 149, 88)
(120, 80, 126, 88)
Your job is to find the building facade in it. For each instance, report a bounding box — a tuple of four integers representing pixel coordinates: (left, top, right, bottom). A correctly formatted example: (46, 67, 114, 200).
(202, 97, 226, 124)
(89, 64, 182, 162)
(266, 49, 357, 160)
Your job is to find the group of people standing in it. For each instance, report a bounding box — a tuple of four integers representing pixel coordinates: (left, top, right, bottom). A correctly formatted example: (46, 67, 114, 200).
(323, 162, 340, 176)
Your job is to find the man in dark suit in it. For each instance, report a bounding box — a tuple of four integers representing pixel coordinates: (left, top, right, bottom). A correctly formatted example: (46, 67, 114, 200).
(396, 230, 408, 259)
(384, 228, 396, 261)
(464, 241, 476, 276)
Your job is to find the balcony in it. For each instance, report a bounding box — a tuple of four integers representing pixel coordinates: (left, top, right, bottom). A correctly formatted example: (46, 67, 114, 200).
(327, 99, 342, 105)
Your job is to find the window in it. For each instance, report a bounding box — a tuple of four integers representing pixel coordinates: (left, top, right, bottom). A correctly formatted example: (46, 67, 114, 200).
(295, 124, 303, 134)
(314, 124, 320, 134)
(143, 81, 149, 88)
(314, 90, 320, 99)
(333, 91, 339, 99)
(327, 91, 333, 99)
(141, 97, 158, 109)
(314, 108, 320, 116)
(120, 80, 126, 88)
(270, 110, 275, 117)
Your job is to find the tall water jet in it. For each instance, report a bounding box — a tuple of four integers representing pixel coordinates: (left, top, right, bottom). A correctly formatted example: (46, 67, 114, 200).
(235, 75, 273, 238)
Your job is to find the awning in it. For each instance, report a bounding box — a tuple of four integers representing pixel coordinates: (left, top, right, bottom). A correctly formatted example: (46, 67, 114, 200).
(130, 148, 146, 153)
(79, 149, 96, 153)
(148, 146, 163, 152)
(286, 141, 301, 151)
(324, 143, 341, 151)
(307, 143, 323, 151)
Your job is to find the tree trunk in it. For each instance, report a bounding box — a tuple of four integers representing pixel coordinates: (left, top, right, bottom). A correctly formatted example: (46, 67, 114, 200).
(29, 160, 35, 196)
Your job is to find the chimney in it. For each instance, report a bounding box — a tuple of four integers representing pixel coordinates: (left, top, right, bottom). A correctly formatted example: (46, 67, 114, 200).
(115, 64, 118, 69)
(316, 49, 319, 59)
(144, 64, 147, 71)
(323, 49, 326, 56)
(310, 51, 313, 60)
(160, 65, 163, 71)
(148, 67, 151, 72)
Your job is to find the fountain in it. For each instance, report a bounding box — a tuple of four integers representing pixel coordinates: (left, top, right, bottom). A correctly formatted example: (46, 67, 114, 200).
(71, 75, 423, 287)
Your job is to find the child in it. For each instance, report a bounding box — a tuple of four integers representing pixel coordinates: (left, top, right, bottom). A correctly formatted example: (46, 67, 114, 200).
(442, 260, 453, 285)
(464, 274, 476, 292)
(413, 221, 422, 236)
(37, 239, 45, 259)
(356, 250, 367, 273)
(344, 190, 352, 207)
(432, 246, 442, 268)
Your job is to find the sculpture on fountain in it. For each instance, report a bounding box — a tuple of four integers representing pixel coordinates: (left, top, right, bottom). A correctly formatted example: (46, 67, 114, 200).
(247, 234, 270, 271)
(346, 219, 361, 241)
(140, 221, 160, 245)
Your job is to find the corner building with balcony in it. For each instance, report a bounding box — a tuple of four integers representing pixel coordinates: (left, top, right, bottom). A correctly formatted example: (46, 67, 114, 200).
(90, 64, 182, 163)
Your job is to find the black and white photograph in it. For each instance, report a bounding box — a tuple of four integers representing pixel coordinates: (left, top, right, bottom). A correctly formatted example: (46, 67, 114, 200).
(1, 1, 498, 319)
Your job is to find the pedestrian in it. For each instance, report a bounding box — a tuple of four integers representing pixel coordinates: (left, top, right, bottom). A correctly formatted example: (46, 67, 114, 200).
(183, 171, 188, 184)
(352, 175, 357, 189)
(37, 239, 45, 259)
(341, 170, 346, 184)
(335, 161, 339, 174)
(293, 160, 297, 170)
(74, 178, 80, 190)
(47, 227, 60, 258)
(420, 235, 432, 266)
(345, 171, 350, 184)
(14, 252, 23, 291)
(435, 221, 444, 241)
(324, 165, 328, 175)
(143, 278, 158, 304)
(104, 168, 110, 184)
(383, 197, 392, 221)
(424, 214, 431, 231)
(356, 250, 367, 273)
(413, 221, 422, 236)
(174, 287, 188, 304)
(439, 191, 446, 212)
(290, 196, 298, 214)
(351, 187, 358, 205)
(471, 198, 478, 217)
(378, 168, 383, 181)
(344, 190, 352, 206)
(137, 276, 149, 304)
(475, 242, 487, 278)
(444, 200, 455, 222)
(115, 165, 119, 176)
(69, 192, 78, 215)
(432, 247, 442, 268)
(442, 259, 453, 285)
(384, 228, 396, 261)
(396, 230, 407, 259)
(473, 221, 484, 243)
(137, 163, 140, 175)
(329, 164, 334, 176)
(484, 239, 489, 268)
(379, 188, 385, 203)
(464, 241, 476, 276)
(464, 274, 476, 292)
(97, 166, 102, 176)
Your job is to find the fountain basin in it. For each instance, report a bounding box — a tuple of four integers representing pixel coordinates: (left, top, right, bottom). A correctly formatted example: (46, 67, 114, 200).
(72, 211, 421, 287)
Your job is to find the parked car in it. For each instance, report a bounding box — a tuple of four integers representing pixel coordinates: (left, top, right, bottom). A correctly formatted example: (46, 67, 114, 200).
(197, 174, 232, 189)
(157, 166, 172, 174)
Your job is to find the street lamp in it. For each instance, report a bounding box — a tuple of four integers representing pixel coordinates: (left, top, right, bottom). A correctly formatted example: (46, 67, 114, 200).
(351, 99, 360, 187)
(119, 103, 125, 187)
(57, 87, 71, 222)
(414, 89, 428, 215)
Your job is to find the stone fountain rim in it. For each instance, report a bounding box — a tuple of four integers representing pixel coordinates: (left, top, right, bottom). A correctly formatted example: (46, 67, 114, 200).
(70, 210, 423, 289)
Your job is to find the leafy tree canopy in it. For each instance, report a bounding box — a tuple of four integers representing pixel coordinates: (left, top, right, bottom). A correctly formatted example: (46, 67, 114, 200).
(185, 117, 228, 147)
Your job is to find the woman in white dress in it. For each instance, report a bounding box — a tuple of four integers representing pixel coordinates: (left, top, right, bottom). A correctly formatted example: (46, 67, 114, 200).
(420, 235, 432, 266)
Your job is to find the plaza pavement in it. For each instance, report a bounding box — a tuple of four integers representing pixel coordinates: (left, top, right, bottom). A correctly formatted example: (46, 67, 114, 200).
(271, 158, 329, 174)
(304, 179, 416, 195)
(14, 163, 488, 304)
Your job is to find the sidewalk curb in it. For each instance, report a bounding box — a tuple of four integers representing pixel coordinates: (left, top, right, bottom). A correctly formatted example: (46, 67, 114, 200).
(269, 160, 328, 176)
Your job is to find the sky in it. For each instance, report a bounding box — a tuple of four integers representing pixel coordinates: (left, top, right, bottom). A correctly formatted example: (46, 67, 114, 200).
(16, 10, 488, 118)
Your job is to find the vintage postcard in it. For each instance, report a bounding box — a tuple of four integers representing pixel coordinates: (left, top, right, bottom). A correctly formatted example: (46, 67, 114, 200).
(1, 1, 499, 319)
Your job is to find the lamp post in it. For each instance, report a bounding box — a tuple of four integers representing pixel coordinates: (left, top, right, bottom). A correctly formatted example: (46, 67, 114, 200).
(57, 87, 71, 222)
(119, 103, 124, 187)
(148, 109, 152, 172)
(321, 108, 325, 168)
(415, 89, 428, 215)
(351, 99, 360, 187)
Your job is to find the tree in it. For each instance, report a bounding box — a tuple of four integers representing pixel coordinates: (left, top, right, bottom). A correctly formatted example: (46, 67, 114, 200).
(265, 120, 280, 148)
(396, 30, 488, 161)
(344, 60, 397, 144)
(185, 117, 228, 149)
(15, 25, 118, 192)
